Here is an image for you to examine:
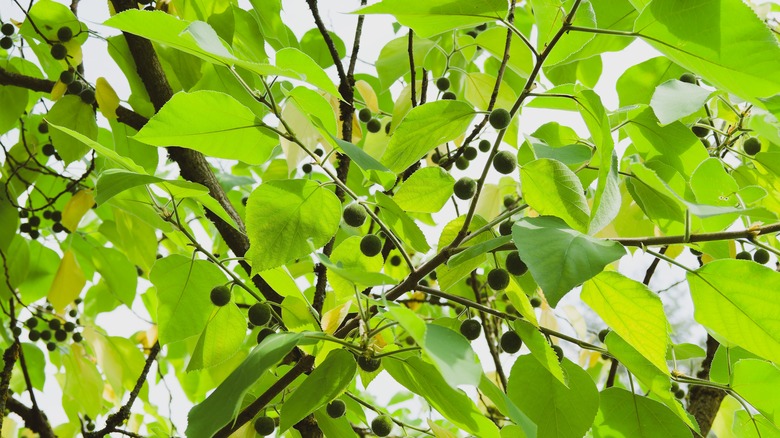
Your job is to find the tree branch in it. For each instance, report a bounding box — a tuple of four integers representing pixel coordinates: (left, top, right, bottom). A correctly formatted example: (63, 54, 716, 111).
(5, 396, 55, 438)
(0, 341, 20, 432)
(687, 336, 725, 436)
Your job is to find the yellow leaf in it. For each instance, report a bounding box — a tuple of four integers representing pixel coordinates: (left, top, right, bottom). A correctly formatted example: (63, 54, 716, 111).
(321, 301, 351, 334)
(96, 77, 119, 119)
(355, 80, 378, 113)
(61, 189, 95, 231)
(404, 291, 426, 312)
(47, 250, 86, 312)
(51, 81, 67, 101)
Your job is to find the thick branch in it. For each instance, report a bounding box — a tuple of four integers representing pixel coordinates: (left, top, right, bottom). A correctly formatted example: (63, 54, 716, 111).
(0, 341, 20, 432)
(687, 336, 725, 436)
(5, 397, 55, 438)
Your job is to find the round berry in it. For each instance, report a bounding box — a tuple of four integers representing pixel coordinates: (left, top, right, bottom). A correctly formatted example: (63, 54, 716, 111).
(26, 318, 38, 329)
(389, 255, 401, 266)
(51, 210, 62, 222)
(371, 415, 393, 437)
(72, 332, 83, 342)
(248, 303, 272, 326)
(492, 150, 517, 174)
(46, 342, 56, 352)
(80, 88, 96, 105)
(28, 330, 40, 342)
(50, 43, 67, 60)
(360, 234, 382, 257)
(256, 327, 275, 344)
(38, 122, 48, 134)
(488, 108, 511, 130)
(692, 123, 708, 138)
(358, 108, 372, 123)
(498, 220, 513, 236)
(455, 155, 469, 170)
(487, 268, 510, 290)
(453, 177, 477, 200)
(753, 248, 770, 265)
(436, 77, 450, 91)
(57, 26, 73, 42)
(529, 296, 542, 308)
(48, 319, 61, 330)
(59, 70, 75, 85)
(301, 163, 312, 174)
(505, 251, 527, 276)
(63, 321, 76, 332)
(598, 329, 610, 343)
(326, 399, 346, 419)
(366, 118, 381, 133)
(736, 251, 752, 260)
(744, 137, 761, 156)
(0, 37, 12, 50)
(478, 139, 491, 152)
(500, 330, 522, 354)
(54, 329, 67, 342)
(67, 80, 83, 95)
(459, 319, 481, 341)
(463, 146, 478, 160)
(357, 355, 381, 372)
(441, 91, 456, 100)
(210, 285, 231, 306)
(343, 203, 367, 228)
(679, 73, 697, 84)
(1, 23, 14, 36)
(253, 416, 275, 436)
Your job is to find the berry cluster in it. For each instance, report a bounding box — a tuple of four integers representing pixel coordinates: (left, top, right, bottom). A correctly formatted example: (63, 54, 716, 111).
(21, 300, 83, 352)
(19, 207, 67, 239)
(1, 21, 15, 50)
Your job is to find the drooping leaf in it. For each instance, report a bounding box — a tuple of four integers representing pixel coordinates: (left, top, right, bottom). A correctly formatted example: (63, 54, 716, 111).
(188, 303, 247, 371)
(520, 158, 590, 233)
(513, 319, 567, 385)
(246, 179, 341, 272)
(46, 95, 98, 164)
(47, 250, 86, 312)
(512, 216, 625, 307)
(650, 79, 713, 125)
(592, 388, 692, 438)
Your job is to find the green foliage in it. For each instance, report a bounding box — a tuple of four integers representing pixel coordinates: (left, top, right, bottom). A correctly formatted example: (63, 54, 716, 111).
(2, 0, 780, 436)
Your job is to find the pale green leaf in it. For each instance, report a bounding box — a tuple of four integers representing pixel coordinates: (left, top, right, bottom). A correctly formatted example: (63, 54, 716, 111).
(394, 167, 455, 213)
(188, 303, 247, 371)
(520, 158, 590, 233)
(46, 96, 98, 164)
(592, 388, 692, 438)
(650, 79, 714, 125)
(424, 324, 482, 388)
(731, 359, 780, 426)
(513, 319, 567, 385)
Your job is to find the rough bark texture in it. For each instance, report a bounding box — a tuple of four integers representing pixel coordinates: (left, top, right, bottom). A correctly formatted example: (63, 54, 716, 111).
(687, 335, 726, 436)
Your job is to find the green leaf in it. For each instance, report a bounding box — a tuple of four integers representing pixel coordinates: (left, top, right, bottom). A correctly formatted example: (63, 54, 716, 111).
(0, 236, 29, 300)
(634, 0, 780, 106)
(507, 355, 599, 438)
(46, 96, 98, 164)
(149, 255, 226, 345)
(279, 349, 356, 432)
(592, 388, 692, 438)
(376, 192, 431, 253)
(394, 167, 455, 213)
(437, 215, 492, 290)
(731, 359, 780, 426)
(617, 56, 688, 107)
(375, 36, 436, 89)
(91, 246, 137, 306)
(188, 303, 247, 371)
(185, 333, 302, 438)
(478, 374, 537, 437)
(582, 271, 670, 373)
(531, 0, 596, 66)
(688, 259, 780, 364)
(449, 235, 511, 268)
(299, 28, 346, 69)
(246, 179, 341, 272)
(476, 27, 533, 78)
(513, 319, 567, 385)
(62, 345, 104, 419)
(48, 122, 146, 173)
(734, 411, 780, 438)
(0, 61, 29, 135)
(424, 324, 482, 388)
(134, 91, 277, 164)
(521, 158, 589, 233)
(381, 100, 475, 173)
(276, 48, 341, 97)
(83, 331, 145, 398)
(512, 216, 625, 307)
(650, 79, 713, 125)
(384, 356, 501, 438)
(356, 0, 508, 38)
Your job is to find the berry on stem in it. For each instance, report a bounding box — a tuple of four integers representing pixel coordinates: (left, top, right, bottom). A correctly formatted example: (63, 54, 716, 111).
(487, 268, 510, 290)
(254, 416, 275, 436)
(459, 319, 481, 341)
(743, 137, 761, 156)
(371, 415, 393, 437)
(492, 150, 517, 174)
(248, 303, 271, 326)
(357, 355, 381, 372)
(343, 203, 367, 228)
(366, 118, 381, 133)
(500, 330, 522, 353)
(436, 77, 450, 91)
(57, 26, 73, 42)
(50, 43, 67, 60)
(753, 248, 770, 265)
(505, 251, 527, 276)
(326, 399, 346, 418)
(488, 108, 511, 130)
(358, 108, 372, 123)
(453, 177, 476, 200)
(210, 285, 231, 306)
(360, 234, 382, 257)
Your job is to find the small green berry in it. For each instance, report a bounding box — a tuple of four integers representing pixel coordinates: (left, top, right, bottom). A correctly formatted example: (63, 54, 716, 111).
(459, 319, 481, 341)
(1, 23, 14, 36)
(692, 122, 709, 138)
(358, 355, 381, 372)
(366, 118, 381, 133)
(210, 285, 231, 306)
(248, 303, 271, 326)
(529, 297, 542, 308)
(436, 77, 450, 91)
(50, 43, 67, 60)
(463, 146, 478, 160)
(598, 329, 610, 343)
(57, 26, 73, 42)
(505, 251, 527, 276)
(679, 73, 697, 84)
(478, 139, 491, 152)
(500, 330, 522, 353)
(360, 234, 382, 257)
(492, 150, 517, 174)
(455, 155, 469, 170)
(736, 251, 752, 260)
(358, 108, 372, 123)
(453, 177, 477, 200)
(343, 203, 367, 228)
(326, 399, 346, 419)
(441, 91, 456, 100)
(254, 416, 275, 436)
(552, 345, 564, 362)
(753, 248, 770, 265)
(674, 389, 685, 400)
(487, 268, 510, 290)
(488, 108, 511, 130)
(67, 80, 83, 95)
(256, 327, 275, 344)
(389, 254, 401, 266)
(498, 220, 513, 236)
(744, 137, 761, 156)
(371, 415, 393, 437)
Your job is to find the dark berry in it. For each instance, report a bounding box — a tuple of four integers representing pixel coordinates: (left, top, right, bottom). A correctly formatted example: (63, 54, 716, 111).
(500, 330, 522, 353)
(1, 23, 14, 36)
(40, 330, 52, 341)
(12, 327, 22, 337)
(301, 163, 312, 174)
(43, 210, 52, 220)
(326, 399, 346, 418)
(210, 285, 231, 306)
(19, 223, 31, 233)
(679, 73, 697, 84)
(38, 121, 48, 134)
(366, 118, 381, 133)
(59, 70, 75, 85)
(492, 150, 517, 174)
(51, 210, 62, 222)
(487, 268, 510, 290)
(498, 220, 513, 236)
(529, 296, 542, 308)
(736, 251, 752, 260)
(28, 330, 40, 342)
(72, 332, 83, 342)
(313, 148, 324, 157)
(57, 26, 73, 42)
(744, 137, 761, 156)
(67, 81, 83, 95)
(343, 203, 367, 227)
(54, 329, 67, 342)
(441, 91, 456, 100)
(64, 321, 76, 332)
(80, 89, 96, 105)
(360, 234, 382, 257)
(68, 309, 78, 317)
(598, 329, 610, 343)
(389, 255, 401, 266)
(26, 318, 38, 329)
(28, 230, 40, 240)
(436, 77, 450, 91)
(459, 319, 481, 341)
(753, 248, 770, 265)
(505, 251, 527, 276)
(357, 355, 381, 372)
(256, 327, 275, 344)
(0, 37, 12, 50)
(488, 108, 511, 130)
(692, 123, 708, 138)
(46, 342, 56, 352)
(248, 303, 272, 326)
(253, 416, 275, 436)
(552, 345, 564, 362)
(29, 216, 41, 227)
(675, 389, 685, 400)
(463, 146, 478, 160)
(455, 156, 469, 170)
(371, 415, 393, 437)
(358, 108, 372, 123)
(48, 319, 61, 330)
(453, 177, 476, 200)
(50, 43, 67, 60)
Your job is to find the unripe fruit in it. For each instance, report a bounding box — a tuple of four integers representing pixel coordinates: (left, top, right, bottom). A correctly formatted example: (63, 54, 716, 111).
(463, 146, 478, 160)
(301, 163, 312, 174)
(736, 251, 752, 260)
(441, 91, 456, 100)
(80, 89, 96, 105)
(326, 399, 346, 418)
(744, 137, 761, 156)
(67, 80, 83, 95)
(674, 389, 685, 400)
(0, 37, 12, 50)
(38, 122, 48, 134)
(29, 330, 40, 341)
(500, 330, 522, 354)
(529, 296, 542, 308)
(492, 150, 517, 174)
(488, 108, 511, 130)
(371, 415, 393, 437)
(360, 234, 382, 257)
(49, 319, 61, 330)
(26, 318, 38, 329)
(487, 268, 510, 290)
(254, 416, 275, 436)
(50, 43, 67, 60)
(459, 319, 481, 341)
(679, 73, 696, 84)
(256, 327, 275, 344)
(552, 345, 564, 362)
(436, 77, 450, 91)
(55, 329, 67, 342)
(453, 177, 476, 200)
(357, 355, 381, 372)
(692, 123, 708, 138)
(478, 139, 491, 152)
(505, 251, 527, 276)
(64, 321, 76, 332)
(1, 23, 14, 36)
(455, 155, 469, 170)
(57, 26, 73, 42)
(72, 332, 82, 342)
(366, 118, 381, 133)
(753, 248, 770, 265)
(248, 303, 271, 326)
(343, 203, 367, 227)
(389, 254, 401, 266)
(59, 70, 75, 85)
(498, 220, 513, 236)
(598, 329, 610, 343)
(46, 342, 56, 352)
(210, 285, 231, 306)
(358, 108, 372, 123)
